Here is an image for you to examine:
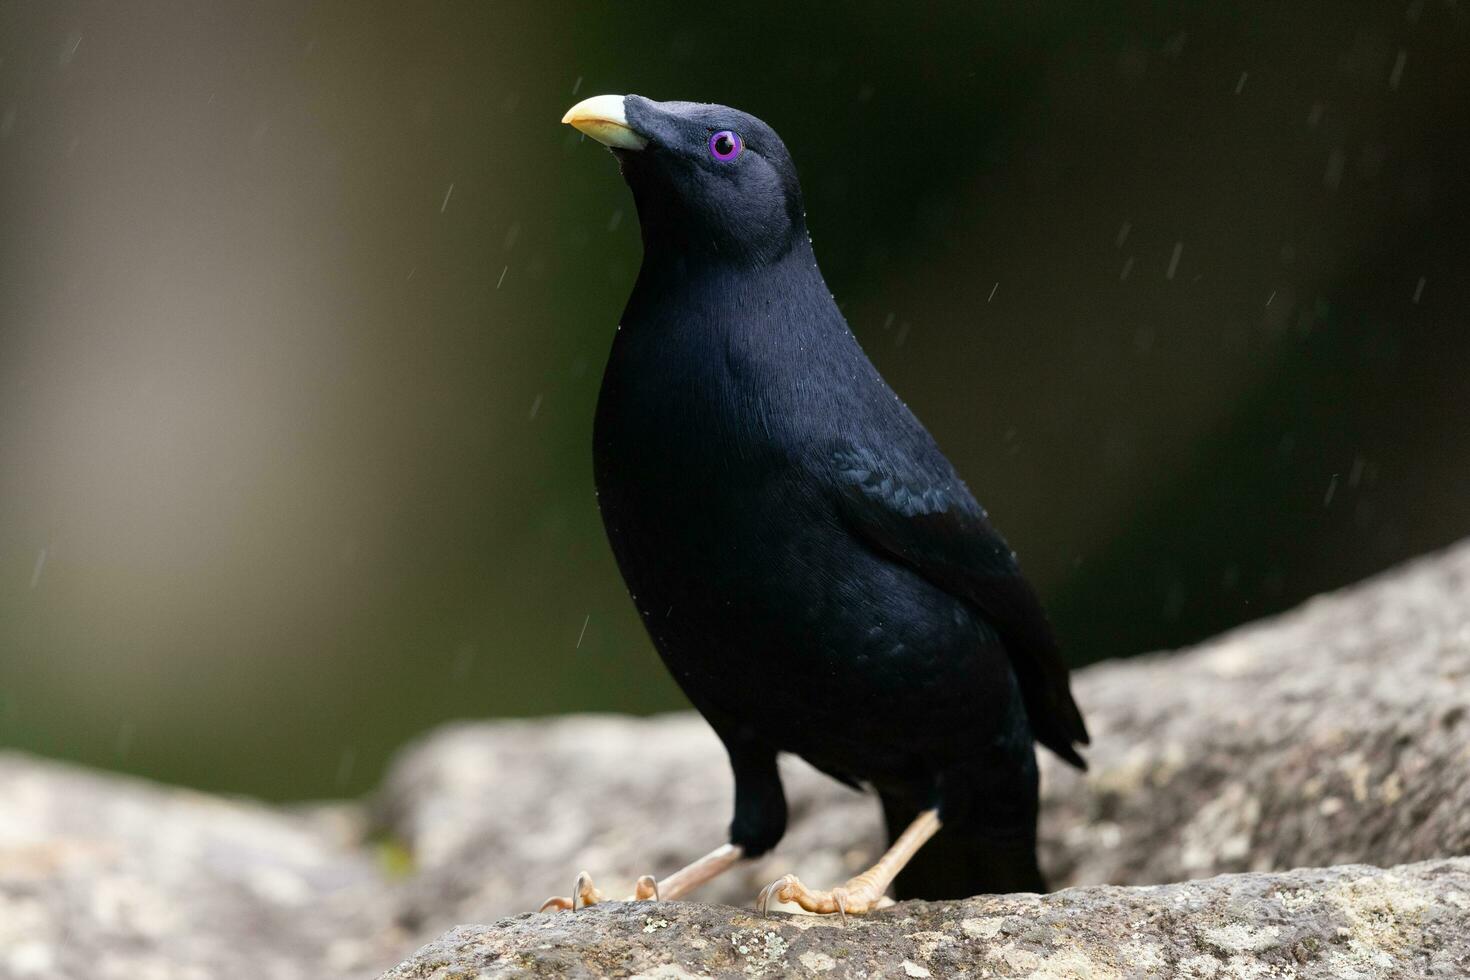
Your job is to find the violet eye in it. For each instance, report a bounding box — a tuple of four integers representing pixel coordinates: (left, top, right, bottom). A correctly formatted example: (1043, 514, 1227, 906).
(708, 130, 742, 161)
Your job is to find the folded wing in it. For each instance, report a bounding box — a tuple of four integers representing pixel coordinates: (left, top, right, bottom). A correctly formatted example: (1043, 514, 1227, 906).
(831, 444, 1089, 768)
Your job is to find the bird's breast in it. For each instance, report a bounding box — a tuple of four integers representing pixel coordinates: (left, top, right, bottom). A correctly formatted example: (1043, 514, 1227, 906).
(594, 327, 813, 597)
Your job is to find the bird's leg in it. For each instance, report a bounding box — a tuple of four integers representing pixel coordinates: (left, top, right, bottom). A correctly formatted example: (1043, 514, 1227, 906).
(757, 808, 941, 916)
(657, 842, 746, 899)
(538, 842, 745, 911)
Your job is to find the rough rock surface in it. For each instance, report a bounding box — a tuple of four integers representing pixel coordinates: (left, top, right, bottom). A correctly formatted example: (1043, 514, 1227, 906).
(375, 714, 880, 932)
(376, 541, 1470, 924)
(3, 540, 1469, 979)
(382, 858, 1470, 980)
(1040, 539, 1470, 888)
(0, 755, 406, 980)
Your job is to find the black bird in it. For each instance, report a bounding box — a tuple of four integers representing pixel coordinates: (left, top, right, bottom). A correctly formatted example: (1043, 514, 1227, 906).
(547, 94, 1088, 914)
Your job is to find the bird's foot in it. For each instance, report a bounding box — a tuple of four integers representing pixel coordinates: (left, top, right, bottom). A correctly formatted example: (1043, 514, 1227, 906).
(538, 843, 747, 912)
(756, 872, 894, 919)
(539, 871, 659, 911)
(757, 808, 938, 919)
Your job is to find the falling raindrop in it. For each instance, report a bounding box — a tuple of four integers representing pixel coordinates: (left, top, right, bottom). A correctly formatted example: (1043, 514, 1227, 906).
(58, 34, 82, 68)
(1388, 50, 1407, 91)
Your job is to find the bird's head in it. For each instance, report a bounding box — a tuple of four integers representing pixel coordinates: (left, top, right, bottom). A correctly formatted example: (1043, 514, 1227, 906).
(563, 94, 806, 267)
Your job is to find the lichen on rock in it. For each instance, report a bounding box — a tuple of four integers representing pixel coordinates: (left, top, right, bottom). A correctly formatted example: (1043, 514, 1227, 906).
(5, 539, 1470, 979)
(379, 859, 1470, 979)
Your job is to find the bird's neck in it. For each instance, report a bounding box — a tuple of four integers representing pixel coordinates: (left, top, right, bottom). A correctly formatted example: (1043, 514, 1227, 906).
(626, 165, 808, 269)
(601, 231, 884, 480)
(615, 233, 870, 432)
(626, 233, 835, 336)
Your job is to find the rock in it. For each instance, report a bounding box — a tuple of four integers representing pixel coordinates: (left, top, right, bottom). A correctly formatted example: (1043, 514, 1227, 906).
(0, 754, 407, 979)
(374, 540, 1470, 925)
(1039, 541, 1470, 888)
(379, 857, 1470, 979)
(374, 714, 883, 931)
(5, 539, 1470, 979)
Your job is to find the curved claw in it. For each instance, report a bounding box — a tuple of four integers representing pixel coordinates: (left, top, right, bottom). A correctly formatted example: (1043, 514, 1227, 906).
(573, 870, 605, 910)
(756, 874, 870, 920)
(756, 874, 796, 916)
(540, 870, 661, 913)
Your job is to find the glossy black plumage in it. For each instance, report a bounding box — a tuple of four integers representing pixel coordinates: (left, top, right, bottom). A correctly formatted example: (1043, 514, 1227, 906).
(588, 96, 1088, 898)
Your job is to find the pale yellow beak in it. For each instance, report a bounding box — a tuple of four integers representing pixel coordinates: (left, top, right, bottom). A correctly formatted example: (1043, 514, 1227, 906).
(562, 94, 648, 151)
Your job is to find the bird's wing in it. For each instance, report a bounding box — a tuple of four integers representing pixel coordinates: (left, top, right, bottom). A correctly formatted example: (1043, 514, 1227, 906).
(830, 443, 1090, 768)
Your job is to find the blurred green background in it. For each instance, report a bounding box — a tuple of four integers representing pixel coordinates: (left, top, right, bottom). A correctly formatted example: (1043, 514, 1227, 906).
(1, 1, 1467, 800)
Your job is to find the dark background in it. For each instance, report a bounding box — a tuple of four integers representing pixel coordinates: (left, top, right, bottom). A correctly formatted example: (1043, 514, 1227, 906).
(2, 1, 1466, 800)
